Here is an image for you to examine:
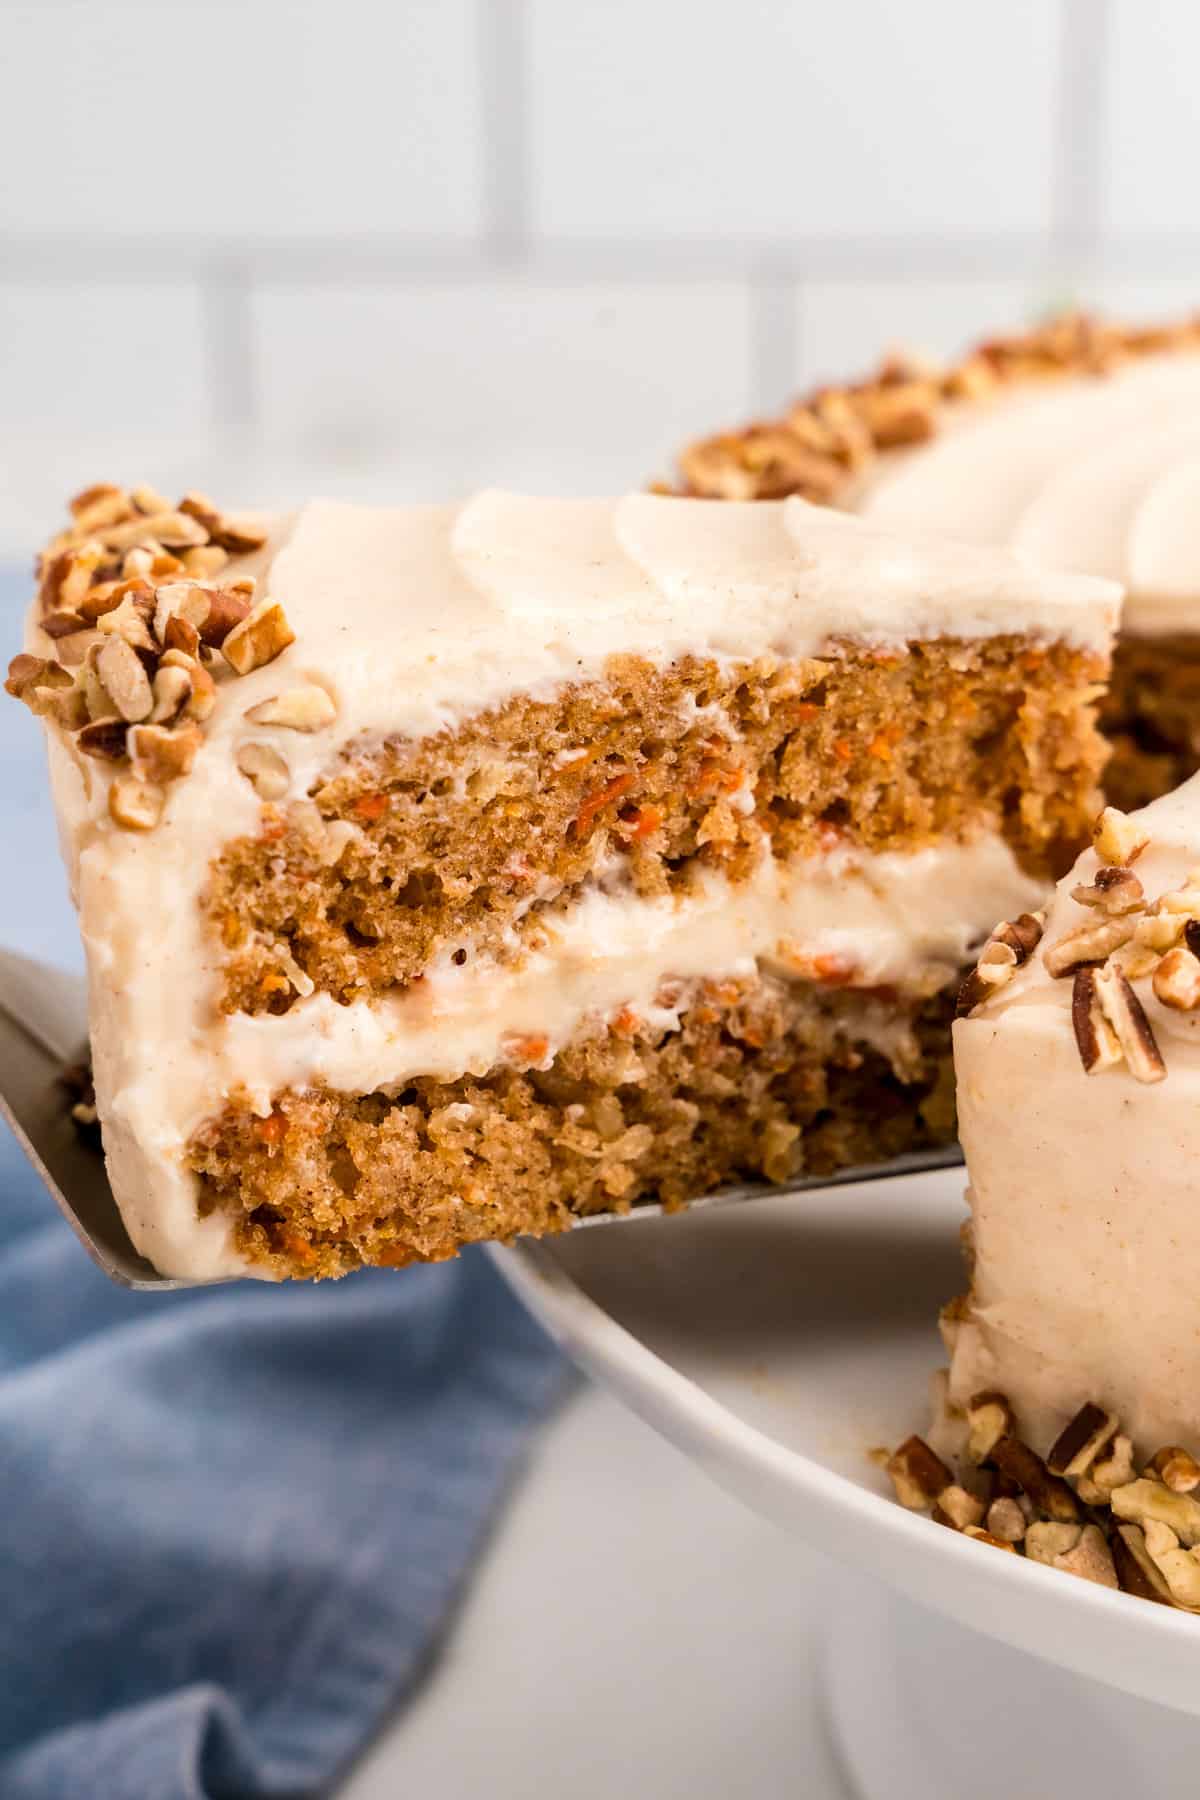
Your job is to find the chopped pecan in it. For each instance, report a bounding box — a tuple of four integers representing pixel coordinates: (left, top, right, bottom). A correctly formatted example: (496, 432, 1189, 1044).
(95, 591, 157, 655)
(235, 740, 290, 801)
(147, 663, 193, 726)
(41, 608, 88, 640)
(1092, 807, 1149, 867)
(95, 637, 153, 723)
(1152, 946, 1200, 1012)
(985, 1496, 1027, 1543)
(178, 491, 267, 555)
(107, 774, 164, 831)
(886, 1435, 953, 1509)
(965, 1391, 1015, 1465)
(97, 510, 208, 554)
(1093, 962, 1166, 1083)
(244, 685, 337, 732)
(962, 1525, 1017, 1552)
(989, 1435, 1080, 1522)
(1077, 1433, 1135, 1505)
(1044, 914, 1135, 978)
(1046, 1402, 1118, 1478)
(1024, 1521, 1084, 1565)
(5, 654, 72, 705)
(1111, 1524, 1174, 1604)
(77, 718, 129, 761)
(38, 541, 105, 616)
(1141, 1520, 1200, 1607)
(1148, 1446, 1200, 1494)
(1110, 1477, 1200, 1546)
(930, 1484, 985, 1531)
(128, 721, 202, 784)
(221, 598, 295, 675)
(1071, 866, 1145, 915)
(1071, 967, 1122, 1073)
(1053, 1523, 1119, 1589)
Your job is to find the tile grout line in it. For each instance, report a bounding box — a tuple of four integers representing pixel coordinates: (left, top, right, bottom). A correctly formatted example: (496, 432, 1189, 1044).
(1051, 0, 1112, 266)
(478, 0, 530, 262)
(749, 265, 799, 413)
(201, 257, 256, 451)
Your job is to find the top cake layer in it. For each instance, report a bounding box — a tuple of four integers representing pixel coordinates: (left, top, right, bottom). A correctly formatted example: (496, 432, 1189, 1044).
(679, 312, 1200, 636)
(169, 488, 1116, 743)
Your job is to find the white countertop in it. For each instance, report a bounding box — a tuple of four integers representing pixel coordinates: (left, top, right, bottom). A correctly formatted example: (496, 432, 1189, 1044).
(342, 1383, 850, 1799)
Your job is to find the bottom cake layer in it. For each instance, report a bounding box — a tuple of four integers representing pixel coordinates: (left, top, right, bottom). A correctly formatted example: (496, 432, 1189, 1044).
(188, 976, 957, 1278)
(1101, 628, 1200, 812)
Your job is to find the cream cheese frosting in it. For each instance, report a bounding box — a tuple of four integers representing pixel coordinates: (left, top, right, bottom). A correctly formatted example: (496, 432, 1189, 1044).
(857, 352, 1200, 633)
(950, 772, 1200, 1452)
(29, 492, 1117, 1280)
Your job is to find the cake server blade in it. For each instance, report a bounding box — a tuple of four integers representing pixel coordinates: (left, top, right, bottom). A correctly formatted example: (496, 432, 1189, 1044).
(0, 945, 965, 1291)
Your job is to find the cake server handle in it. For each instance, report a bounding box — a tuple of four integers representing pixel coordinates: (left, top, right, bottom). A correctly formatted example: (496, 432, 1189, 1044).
(0, 945, 964, 1291)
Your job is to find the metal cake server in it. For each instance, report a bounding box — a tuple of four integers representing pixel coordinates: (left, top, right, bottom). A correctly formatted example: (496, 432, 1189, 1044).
(0, 944, 964, 1291)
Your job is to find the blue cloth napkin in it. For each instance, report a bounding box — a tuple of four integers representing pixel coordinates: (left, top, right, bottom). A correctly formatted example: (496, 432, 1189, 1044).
(0, 568, 571, 1797)
(0, 1127, 569, 1798)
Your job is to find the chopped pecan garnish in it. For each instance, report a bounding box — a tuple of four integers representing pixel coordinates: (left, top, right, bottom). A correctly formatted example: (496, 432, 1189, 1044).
(244, 685, 337, 732)
(9, 484, 296, 830)
(1093, 962, 1165, 1083)
(1071, 967, 1122, 1073)
(1046, 1402, 1118, 1479)
(1070, 865, 1145, 915)
(1044, 914, 1135, 978)
(885, 1435, 955, 1509)
(887, 1386, 1200, 1610)
(1148, 1447, 1200, 1494)
(955, 912, 1044, 1017)
(1153, 945, 1200, 1011)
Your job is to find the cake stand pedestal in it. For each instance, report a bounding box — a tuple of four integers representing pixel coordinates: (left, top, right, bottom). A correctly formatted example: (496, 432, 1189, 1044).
(823, 1574, 1200, 1800)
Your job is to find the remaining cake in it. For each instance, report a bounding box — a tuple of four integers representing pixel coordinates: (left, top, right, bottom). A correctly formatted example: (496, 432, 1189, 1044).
(949, 780, 1200, 1452)
(678, 310, 1200, 812)
(8, 483, 1116, 1280)
(884, 779, 1200, 1607)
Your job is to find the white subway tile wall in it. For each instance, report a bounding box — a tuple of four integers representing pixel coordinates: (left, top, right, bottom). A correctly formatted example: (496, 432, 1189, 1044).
(0, 0, 1192, 556)
(528, 1, 1061, 242)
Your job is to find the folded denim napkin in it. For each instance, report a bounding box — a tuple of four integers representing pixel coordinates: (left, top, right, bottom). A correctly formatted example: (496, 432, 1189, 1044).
(0, 1127, 569, 1800)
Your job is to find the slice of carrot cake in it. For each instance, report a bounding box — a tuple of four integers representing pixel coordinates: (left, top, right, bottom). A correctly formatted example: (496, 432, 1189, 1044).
(678, 309, 1200, 812)
(8, 483, 1116, 1280)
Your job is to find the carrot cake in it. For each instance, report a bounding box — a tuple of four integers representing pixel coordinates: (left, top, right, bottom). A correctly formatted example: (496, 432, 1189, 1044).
(678, 310, 1200, 812)
(8, 483, 1116, 1280)
(885, 779, 1200, 1607)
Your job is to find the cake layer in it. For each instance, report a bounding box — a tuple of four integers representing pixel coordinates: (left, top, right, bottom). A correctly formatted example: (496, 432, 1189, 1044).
(949, 777, 1200, 1454)
(189, 977, 959, 1278)
(1099, 631, 1200, 813)
(206, 637, 1106, 1015)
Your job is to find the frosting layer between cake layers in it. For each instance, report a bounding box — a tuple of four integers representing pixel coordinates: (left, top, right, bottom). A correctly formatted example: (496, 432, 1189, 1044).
(951, 773, 1200, 1453)
(31, 493, 1118, 1280)
(857, 352, 1200, 634)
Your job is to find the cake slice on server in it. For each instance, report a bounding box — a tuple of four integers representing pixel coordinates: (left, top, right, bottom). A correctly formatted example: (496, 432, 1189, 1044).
(7, 484, 1117, 1281)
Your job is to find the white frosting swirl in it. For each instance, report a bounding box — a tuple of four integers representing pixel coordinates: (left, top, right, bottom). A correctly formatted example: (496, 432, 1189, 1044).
(858, 353, 1200, 633)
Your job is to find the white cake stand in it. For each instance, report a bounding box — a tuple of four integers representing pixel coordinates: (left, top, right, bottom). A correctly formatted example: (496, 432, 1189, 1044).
(493, 1170, 1200, 1797)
